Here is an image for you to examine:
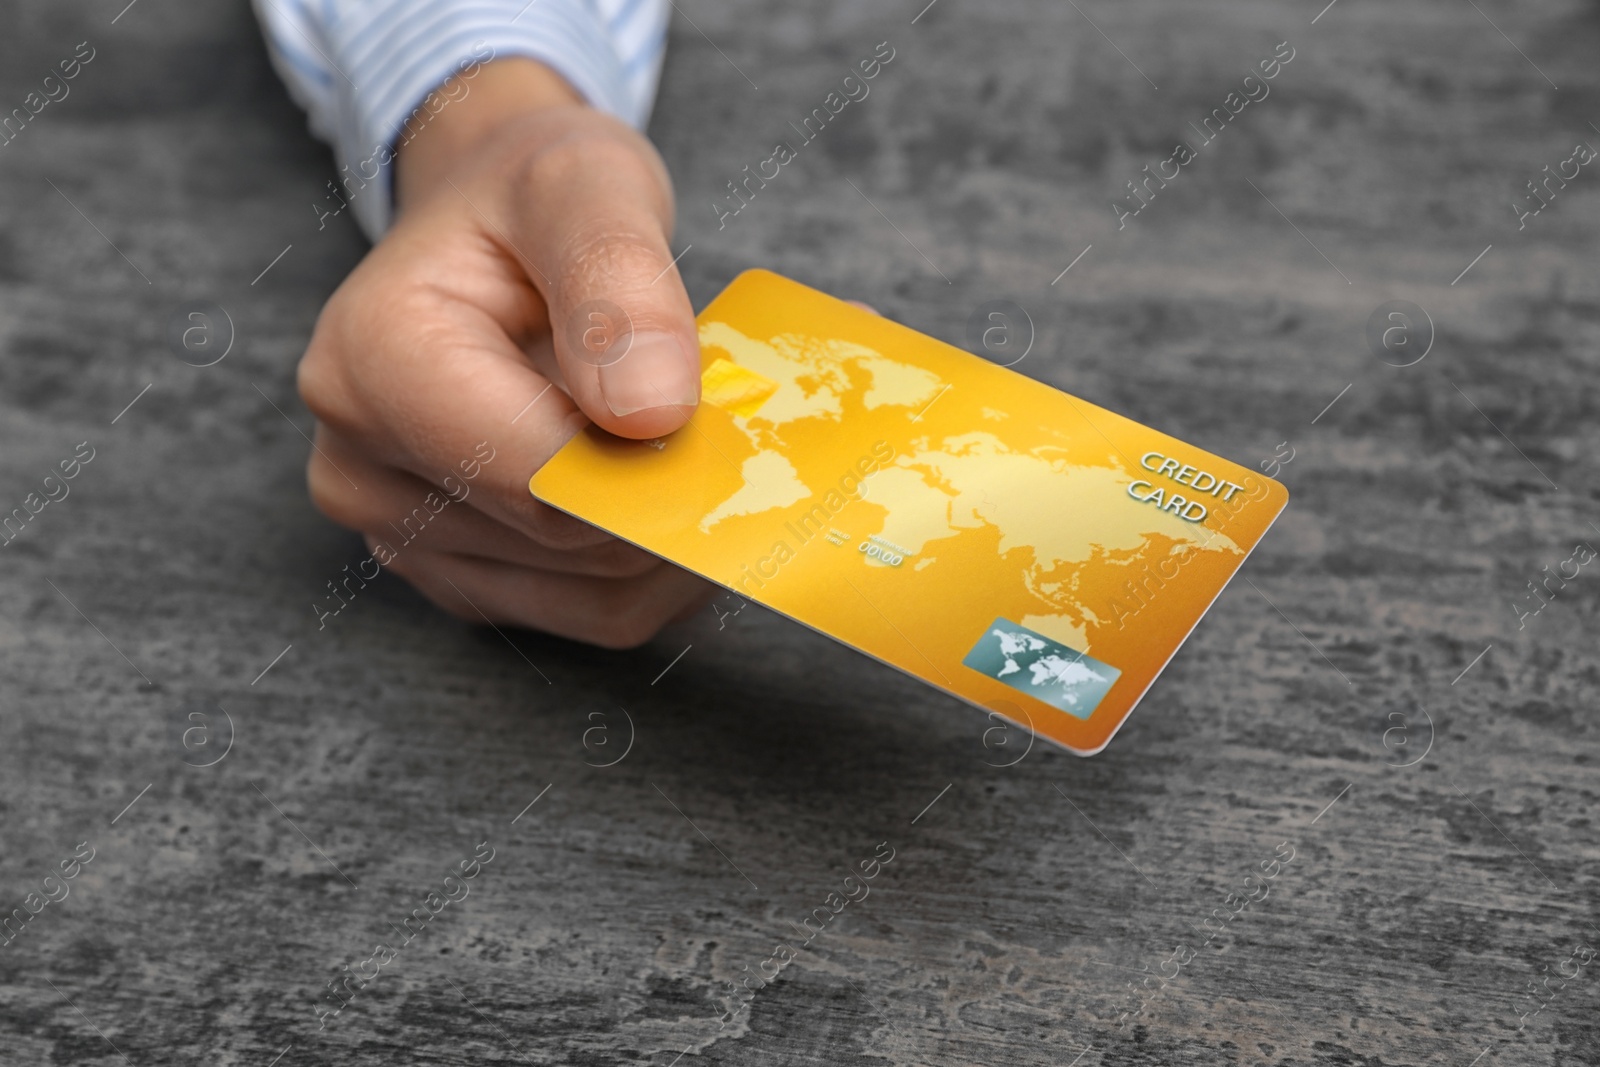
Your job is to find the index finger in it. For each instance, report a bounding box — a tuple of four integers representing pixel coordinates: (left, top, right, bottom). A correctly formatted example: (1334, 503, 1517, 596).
(298, 246, 617, 552)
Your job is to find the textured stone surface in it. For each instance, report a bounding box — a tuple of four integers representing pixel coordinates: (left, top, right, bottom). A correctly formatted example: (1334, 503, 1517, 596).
(1, 1, 1597, 1064)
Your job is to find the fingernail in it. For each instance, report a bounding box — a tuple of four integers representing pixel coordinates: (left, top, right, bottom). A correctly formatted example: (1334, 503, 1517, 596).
(600, 331, 699, 416)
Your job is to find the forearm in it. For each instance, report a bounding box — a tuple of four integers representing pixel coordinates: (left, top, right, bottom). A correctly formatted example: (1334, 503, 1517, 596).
(252, 0, 669, 239)
(395, 58, 584, 212)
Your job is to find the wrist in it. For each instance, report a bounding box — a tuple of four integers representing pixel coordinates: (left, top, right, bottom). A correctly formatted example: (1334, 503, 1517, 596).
(395, 57, 586, 211)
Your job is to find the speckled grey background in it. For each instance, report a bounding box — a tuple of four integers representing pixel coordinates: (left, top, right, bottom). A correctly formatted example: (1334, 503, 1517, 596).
(2, 1, 1597, 1064)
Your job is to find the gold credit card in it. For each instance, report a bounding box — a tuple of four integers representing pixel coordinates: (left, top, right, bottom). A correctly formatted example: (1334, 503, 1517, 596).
(530, 270, 1287, 754)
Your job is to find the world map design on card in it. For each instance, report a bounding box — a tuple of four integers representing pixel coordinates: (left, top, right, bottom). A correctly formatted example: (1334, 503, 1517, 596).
(530, 270, 1288, 754)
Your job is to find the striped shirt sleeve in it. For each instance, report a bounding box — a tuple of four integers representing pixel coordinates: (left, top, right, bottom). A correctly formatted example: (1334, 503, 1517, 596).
(252, 0, 670, 240)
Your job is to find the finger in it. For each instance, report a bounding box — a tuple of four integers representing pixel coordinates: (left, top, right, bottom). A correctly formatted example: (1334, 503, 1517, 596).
(506, 122, 701, 439)
(308, 426, 659, 577)
(385, 543, 717, 649)
(298, 241, 616, 553)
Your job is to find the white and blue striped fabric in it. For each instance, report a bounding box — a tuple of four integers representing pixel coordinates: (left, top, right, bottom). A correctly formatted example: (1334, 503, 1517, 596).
(252, 0, 671, 239)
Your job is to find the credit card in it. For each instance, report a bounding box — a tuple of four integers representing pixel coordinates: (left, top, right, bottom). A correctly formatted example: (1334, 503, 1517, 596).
(530, 270, 1287, 755)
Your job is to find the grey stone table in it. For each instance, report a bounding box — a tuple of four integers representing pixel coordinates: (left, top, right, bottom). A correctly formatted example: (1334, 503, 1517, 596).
(2, 1, 1596, 1064)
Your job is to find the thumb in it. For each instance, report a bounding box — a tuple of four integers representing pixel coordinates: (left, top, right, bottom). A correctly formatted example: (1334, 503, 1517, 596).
(511, 129, 700, 439)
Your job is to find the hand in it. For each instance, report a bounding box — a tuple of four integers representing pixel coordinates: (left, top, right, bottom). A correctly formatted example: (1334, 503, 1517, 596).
(297, 59, 713, 648)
